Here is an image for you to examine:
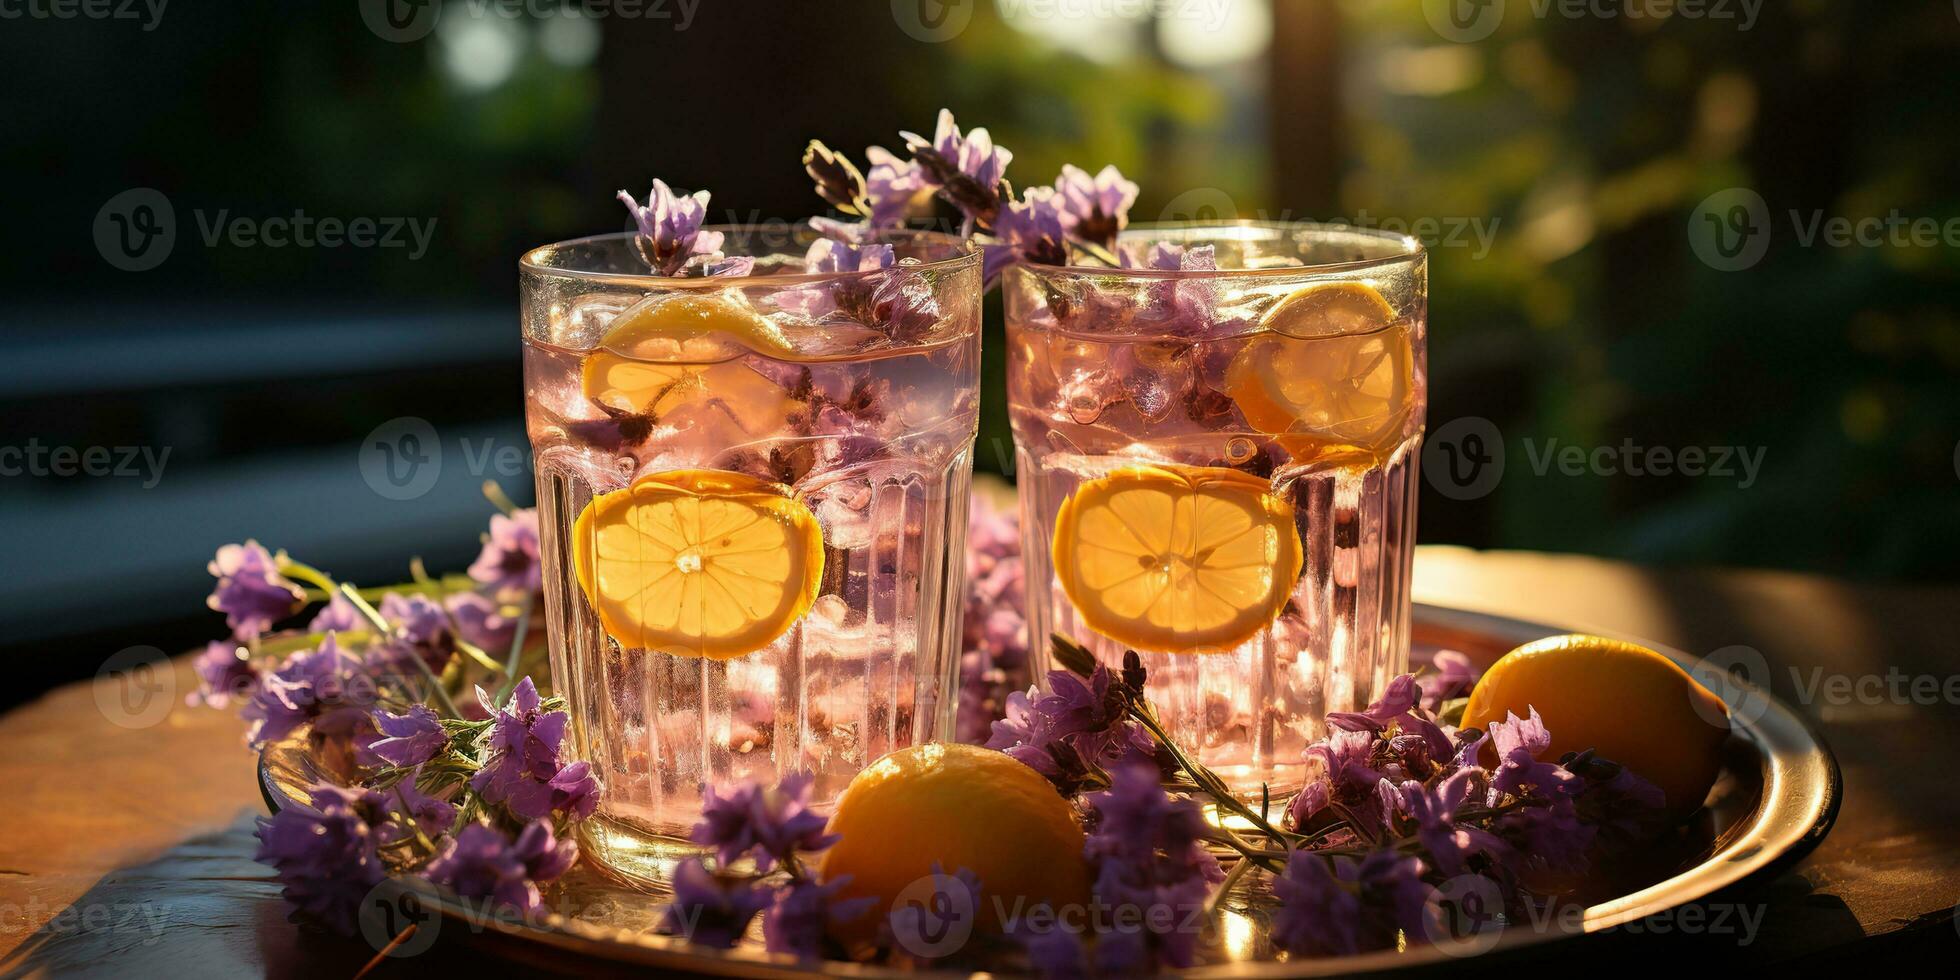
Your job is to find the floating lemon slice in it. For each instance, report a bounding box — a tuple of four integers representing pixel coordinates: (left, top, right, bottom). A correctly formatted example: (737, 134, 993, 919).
(581, 293, 794, 431)
(572, 469, 823, 660)
(1051, 464, 1302, 654)
(1225, 282, 1415, 467)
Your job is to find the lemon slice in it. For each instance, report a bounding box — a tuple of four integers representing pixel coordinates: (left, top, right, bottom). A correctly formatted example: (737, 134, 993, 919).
(581, 293, 794, 432)
(1051, 464, 1302, 654)
(1225, 282, 1415, 467)
(572, 469, 823, 660)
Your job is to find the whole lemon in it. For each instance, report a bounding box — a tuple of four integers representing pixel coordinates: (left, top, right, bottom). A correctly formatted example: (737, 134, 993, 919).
(819, 743, 1090, 947)
(1462, 634, 1731, 815)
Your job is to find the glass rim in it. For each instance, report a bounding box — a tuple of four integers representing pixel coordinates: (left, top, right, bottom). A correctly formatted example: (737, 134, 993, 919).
(1031, 219, 1426, 280)
(519, 225, 981, 288)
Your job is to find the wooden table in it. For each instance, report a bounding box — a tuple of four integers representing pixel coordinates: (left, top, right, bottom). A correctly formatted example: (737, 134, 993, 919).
(4, 547, 1957, 975)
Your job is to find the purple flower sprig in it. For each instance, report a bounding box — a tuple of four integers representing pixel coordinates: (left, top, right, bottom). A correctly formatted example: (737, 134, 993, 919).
(660, 772, 873, 959)
(617, 179, 752, 277)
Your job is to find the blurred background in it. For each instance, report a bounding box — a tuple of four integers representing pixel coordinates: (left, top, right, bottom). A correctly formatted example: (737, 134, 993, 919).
(2, 0, 1956, 704)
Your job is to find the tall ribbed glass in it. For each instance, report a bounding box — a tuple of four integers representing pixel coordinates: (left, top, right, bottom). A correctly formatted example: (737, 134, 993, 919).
(1005, 223, 1426, 799)
(519, 228, 981, 887)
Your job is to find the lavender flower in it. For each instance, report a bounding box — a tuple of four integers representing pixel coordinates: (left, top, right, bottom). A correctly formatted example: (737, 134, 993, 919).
(369, 704, 448, 768)
(762, 876, 875, 959)
(191, 641, 256, 708)
(447, 591, 518, 653)
(1269, 853, 1362, 957)
(659, 858, 771, 948)
(253, 784, 386, 935)
(207, 541, 304, 639)
(424, 821, 577, 920)
(986, 188, 1068, 283)
(241, 633, 378, 747)
(1016, 925, 1090, 979)
(1400, 768, 1508, 876)
(308, 593, 363, 634)
(805, 237, 895, 274)
(1053, 164, 1138, 249)
(1081, 765, 1223, 970)
(547, 760, 602, 822)
(1272, 849, 1439, 956)
(864, 146, 927, 228)
(692, 771, 836, 873)
(469, 509, 541, 597)
(370, 591, 454, 676)
(1484, 708, 1579, 801)
(469, 677, 573, 820)
(957, 496, 1031, 741)
(389, 771, 460, 840)
(987, 668, 1160, 793)
(618, 179, 726, 276)
(1292, 727, 1387, 832)
(1418, 649, 1477, 710)
(902, 109, 1013, 235)
(1494, 797, 1594, 876)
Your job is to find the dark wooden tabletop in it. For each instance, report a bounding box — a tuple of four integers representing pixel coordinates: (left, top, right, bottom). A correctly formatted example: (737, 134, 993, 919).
(4, 547, 1957, 976)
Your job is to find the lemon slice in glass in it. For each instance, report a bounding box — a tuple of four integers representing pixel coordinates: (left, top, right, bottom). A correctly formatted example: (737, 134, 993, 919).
(580, 293, 795, 432)
(1051, 464, 1301, 654)
(1225, 282, 1414, 467)
(572, 469, 824, 660)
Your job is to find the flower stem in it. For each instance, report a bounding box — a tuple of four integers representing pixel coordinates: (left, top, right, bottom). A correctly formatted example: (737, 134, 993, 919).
(495, 594, 536, 703)
(482, 481, 520, 516)
(341, 583, 462, 719)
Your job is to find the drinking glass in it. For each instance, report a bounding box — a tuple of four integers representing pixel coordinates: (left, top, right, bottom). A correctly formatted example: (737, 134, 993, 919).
(520, 227, 982, 885)
(1005, 222, 1426, 798)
